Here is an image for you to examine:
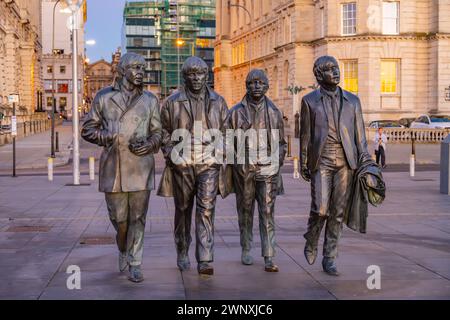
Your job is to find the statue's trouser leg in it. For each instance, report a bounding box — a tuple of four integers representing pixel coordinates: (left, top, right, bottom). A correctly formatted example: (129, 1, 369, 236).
(172, 165, 196, 257)
(323, 148, 353, 258)
(194, 164, 219, 263)
(304, 143, 353, 258)
(233, 166, 257, 252)
(126, 191, 150, 266)
(255, 173, 278, 258)
(105, 192, 129, 253)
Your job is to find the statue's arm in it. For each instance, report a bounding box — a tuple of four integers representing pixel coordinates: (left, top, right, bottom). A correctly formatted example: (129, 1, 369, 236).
(354, 97, 371, 163)
(147, 99, 162, 154)
(160, 99, 174, 160)
(81, 93, 114, 147)
(278, 110, 287, 167)
(299, 97, 311, 181)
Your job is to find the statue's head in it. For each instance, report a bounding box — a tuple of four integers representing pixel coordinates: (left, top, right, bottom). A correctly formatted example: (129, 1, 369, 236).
(313, 55, 340, 88)
(182, 56, 208, 94)
(245, 69, 269, 101)
(116, 53, 146, 89)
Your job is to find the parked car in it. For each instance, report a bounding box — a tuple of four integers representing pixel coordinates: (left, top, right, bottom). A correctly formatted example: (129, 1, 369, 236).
(410, 115, 450, 129)
(398, 117, 416, 128)
(368, 120, 404, 129)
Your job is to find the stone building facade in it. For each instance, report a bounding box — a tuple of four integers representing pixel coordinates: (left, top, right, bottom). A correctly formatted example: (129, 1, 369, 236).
(215, 0, 450, 125)
(85, 59, 113, 103)
(0, 0, 44, 116)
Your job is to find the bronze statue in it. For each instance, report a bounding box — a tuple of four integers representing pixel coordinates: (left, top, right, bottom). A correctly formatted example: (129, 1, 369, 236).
(157, 57, 229, 275)
(299, 56, 372, 276)
(81, 52, 162, 282)
(228, 69, 287, 272)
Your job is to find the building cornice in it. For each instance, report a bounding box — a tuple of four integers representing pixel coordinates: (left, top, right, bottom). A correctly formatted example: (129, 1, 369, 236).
(311, 33, 450, 45)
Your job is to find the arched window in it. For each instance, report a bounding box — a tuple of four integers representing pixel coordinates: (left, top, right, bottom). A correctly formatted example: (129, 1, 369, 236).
(283, 61, 289, 96)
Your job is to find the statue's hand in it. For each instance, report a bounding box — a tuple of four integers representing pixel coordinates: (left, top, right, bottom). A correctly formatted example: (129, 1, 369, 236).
(301, 166, 311, 182)
(129, 139, 152, 157)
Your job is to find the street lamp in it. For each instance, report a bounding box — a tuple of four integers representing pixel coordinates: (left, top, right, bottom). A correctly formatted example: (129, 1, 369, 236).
(64, 0, 84, 186)
(228, 1, 253, 70)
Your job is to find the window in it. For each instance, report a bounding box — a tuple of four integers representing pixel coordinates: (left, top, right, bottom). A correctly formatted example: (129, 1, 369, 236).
(60, 66, 66, 74)
(342, 3, 356, 35)
(57, 81, 69, 93)
(342, 60, 358, 94)
(382, 1, 399, 35)
(59, 97, 67, 110)
(47, 65, 53, 74)
(380, 60, 399, 94)
(46, 97, 53, 107)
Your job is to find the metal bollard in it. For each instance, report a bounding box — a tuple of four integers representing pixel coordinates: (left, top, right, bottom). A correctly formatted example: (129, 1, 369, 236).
(89, 157, 95, 181)
(410, 154, 415, 177)
(287, 135, 292, 158)
(55, 131, 59, 152)
(293, 156, 300, 179)
(48, 157, 53, 181)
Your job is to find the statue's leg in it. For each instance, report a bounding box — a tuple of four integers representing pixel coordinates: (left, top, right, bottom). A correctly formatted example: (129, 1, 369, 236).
(255, 174, 278, 259)
(126, 190, 150, 267)
(233, 166, 256, 254)
(194, 164, 219, 264)
(323, 159, 353, 259)
(105, 192, 129, 253)
(172, 165, 196, 258)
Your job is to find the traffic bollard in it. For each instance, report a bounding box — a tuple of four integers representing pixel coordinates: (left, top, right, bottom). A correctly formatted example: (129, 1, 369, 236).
(293, 156, 300, 179)
(48, 157, 53, 181)
(89, 157, 95, 181)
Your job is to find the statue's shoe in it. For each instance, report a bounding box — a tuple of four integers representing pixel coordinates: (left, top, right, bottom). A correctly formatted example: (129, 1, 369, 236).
(322, 257, 340, 276)
(264, 257, 279, 272)
(197, 262, 214, 275)
(177, 254, 191, 271)
(304, 243, 318, 265)
(241, 250, 253, 265)
(128, 265, 144, 283)
(119, 251, 128, 273)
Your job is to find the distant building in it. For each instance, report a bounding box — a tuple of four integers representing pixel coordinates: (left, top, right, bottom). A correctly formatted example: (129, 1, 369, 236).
(215, 0, 450, 126)
(122, 0, 216, 98)
(41, 0, 87, 119)
(85, 59, 113, 103)
(0, 0, 44, 115)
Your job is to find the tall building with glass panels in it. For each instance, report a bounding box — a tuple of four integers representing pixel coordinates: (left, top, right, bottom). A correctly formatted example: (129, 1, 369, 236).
(123, 0, 216, 97)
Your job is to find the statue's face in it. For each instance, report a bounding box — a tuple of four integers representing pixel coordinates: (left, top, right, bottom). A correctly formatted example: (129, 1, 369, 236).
(184, 68, 208, 93)
(124, 61, 145, 87)
(317, 60, 340, 86)
(246, 77, 269, 101)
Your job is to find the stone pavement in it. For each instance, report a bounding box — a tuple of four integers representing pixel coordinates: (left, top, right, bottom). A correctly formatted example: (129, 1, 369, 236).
(0, 171, 449, 300)
(0, 122, 72, 170)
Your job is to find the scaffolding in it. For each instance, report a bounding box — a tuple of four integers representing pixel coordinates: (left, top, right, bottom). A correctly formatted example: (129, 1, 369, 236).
(123, 0, 216, 97)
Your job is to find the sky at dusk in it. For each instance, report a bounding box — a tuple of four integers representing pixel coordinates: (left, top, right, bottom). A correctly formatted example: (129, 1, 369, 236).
(84, 0, 128, 63)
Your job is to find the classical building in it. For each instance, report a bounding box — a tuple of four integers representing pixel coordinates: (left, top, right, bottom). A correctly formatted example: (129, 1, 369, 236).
(41, 0, 86, 119)
(85, 59, 113, 103)
(215, 0, 450, 125)
(0, 0, 44, 116)
(122, 0, 216, 98)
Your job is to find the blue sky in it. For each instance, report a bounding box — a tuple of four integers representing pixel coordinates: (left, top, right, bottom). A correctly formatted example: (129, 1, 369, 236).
(85, 0, 127, 63)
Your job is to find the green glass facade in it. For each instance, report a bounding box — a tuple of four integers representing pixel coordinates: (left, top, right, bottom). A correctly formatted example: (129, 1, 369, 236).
(122, 0, 216, 97)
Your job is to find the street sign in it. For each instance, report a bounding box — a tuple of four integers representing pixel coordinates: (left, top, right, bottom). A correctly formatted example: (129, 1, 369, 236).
(11, 116, 17, 136)
(8, 94, 19, 104)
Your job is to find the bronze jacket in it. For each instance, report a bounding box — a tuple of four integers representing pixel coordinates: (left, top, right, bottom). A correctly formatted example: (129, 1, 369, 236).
(300, 87, 371, 172)
(81, 84, 162, 193)
(227, 96, 287, 194)
(157, 86, 230, 198)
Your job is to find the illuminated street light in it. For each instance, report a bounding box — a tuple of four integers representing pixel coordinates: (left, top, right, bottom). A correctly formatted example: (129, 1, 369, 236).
(176, 38, 185, 47)
(86, 39, 96, 46)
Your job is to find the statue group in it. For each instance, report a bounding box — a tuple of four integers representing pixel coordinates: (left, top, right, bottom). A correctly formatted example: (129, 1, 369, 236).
(82, 53, 385, 283)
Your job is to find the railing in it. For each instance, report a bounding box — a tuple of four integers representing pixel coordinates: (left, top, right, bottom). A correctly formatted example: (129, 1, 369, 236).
(366, 128, 450, 144)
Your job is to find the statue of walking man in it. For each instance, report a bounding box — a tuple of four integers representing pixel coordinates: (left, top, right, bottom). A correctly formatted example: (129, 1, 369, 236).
(228, 69, 287, 272)
(300, 56, 372, 276)
(81, 52, 162, 282)
(158, 57, 229, 275)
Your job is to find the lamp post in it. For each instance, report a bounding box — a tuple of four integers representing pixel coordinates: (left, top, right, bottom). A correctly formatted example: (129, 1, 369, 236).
(65, 0, 84, 186)
(51, 0, 62, 159)
(228, 1, 253, 71)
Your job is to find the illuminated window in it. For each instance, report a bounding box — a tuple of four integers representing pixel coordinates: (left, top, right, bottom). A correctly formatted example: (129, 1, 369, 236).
(380, 60, 399, 94)
(342, 3, 356, 35)
(47, 65, 53, 74)
(342, 60, 358, 94)
(382, 2, 399, 35)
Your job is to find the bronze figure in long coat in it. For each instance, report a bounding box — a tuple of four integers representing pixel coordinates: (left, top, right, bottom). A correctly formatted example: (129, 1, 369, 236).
(81, 53, 162, 282)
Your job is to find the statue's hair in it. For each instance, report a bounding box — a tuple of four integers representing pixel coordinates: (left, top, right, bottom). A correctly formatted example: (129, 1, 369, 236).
(181, 56, 208, 77)
(117, 52, 146, 74)
(245, 69, 269, 87)
(313, 55, 339, 79)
